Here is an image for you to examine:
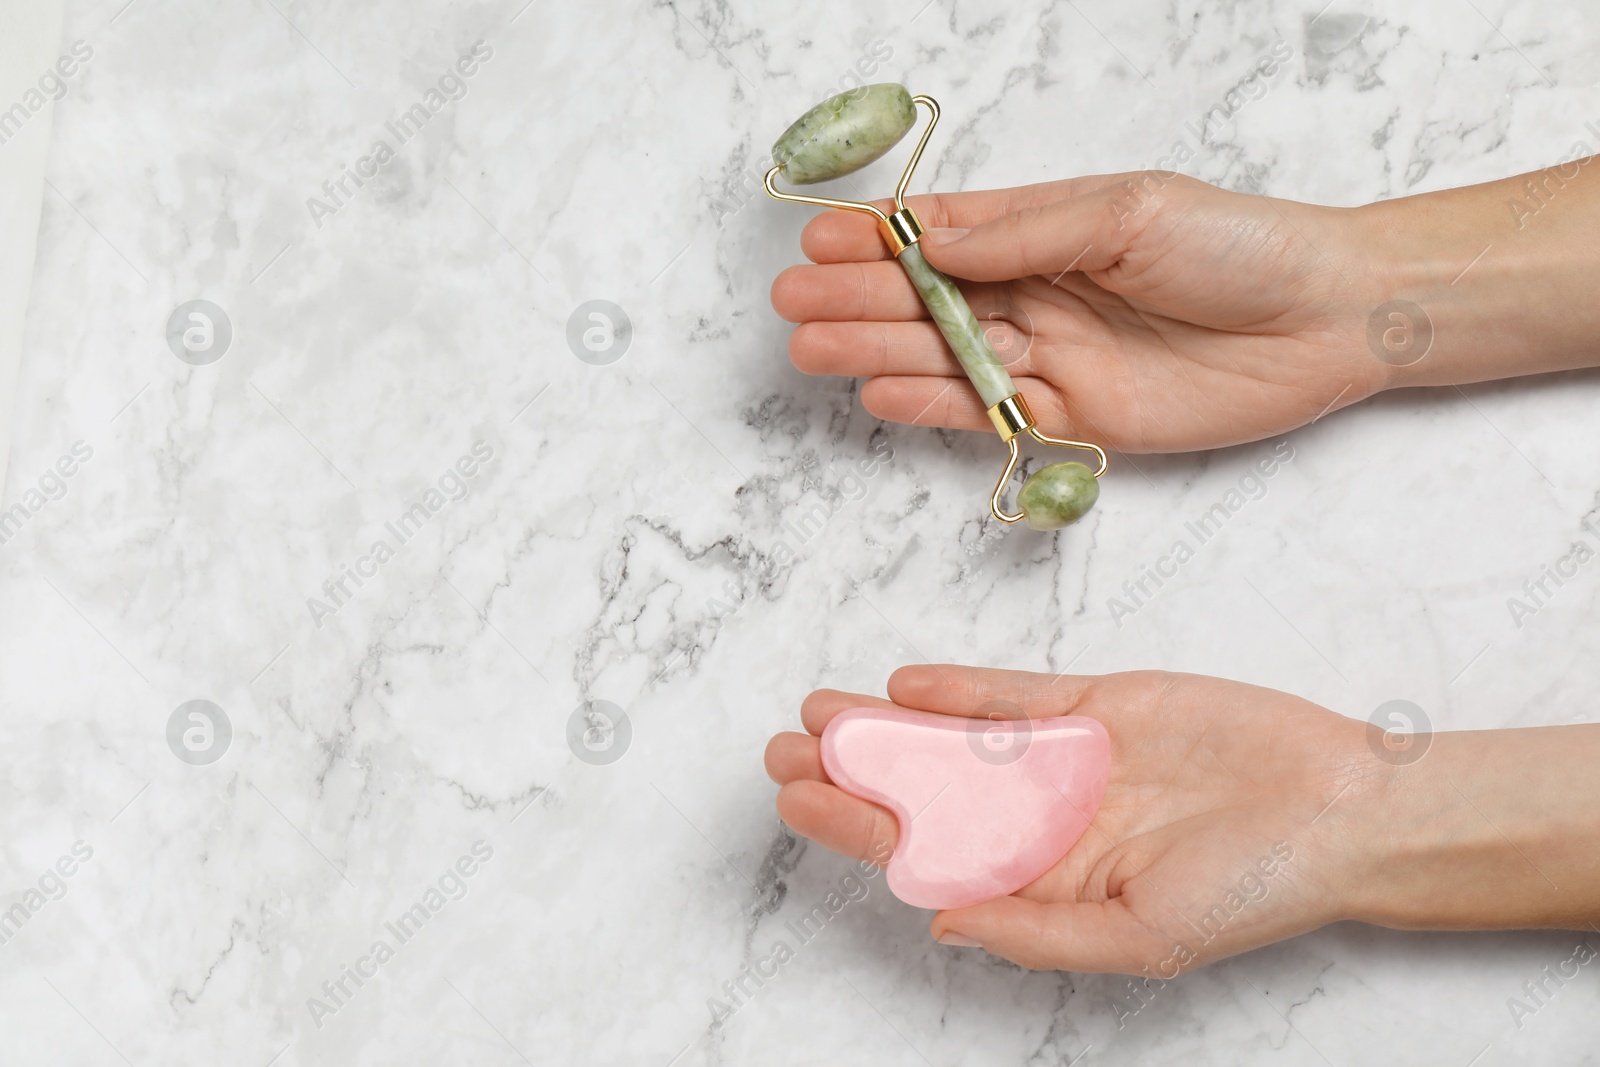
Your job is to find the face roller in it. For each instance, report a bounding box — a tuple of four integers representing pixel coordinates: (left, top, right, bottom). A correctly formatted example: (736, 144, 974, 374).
(765, 84, 1108, 530)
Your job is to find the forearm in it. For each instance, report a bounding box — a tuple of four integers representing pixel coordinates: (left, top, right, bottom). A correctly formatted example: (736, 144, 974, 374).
(1344, 724, 1600, 931)
(1355, 160, 1600, 388)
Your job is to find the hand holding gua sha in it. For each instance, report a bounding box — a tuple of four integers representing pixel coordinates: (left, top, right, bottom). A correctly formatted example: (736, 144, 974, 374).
(820, 707, 1111, 910)
(765, 84, 1108, 529)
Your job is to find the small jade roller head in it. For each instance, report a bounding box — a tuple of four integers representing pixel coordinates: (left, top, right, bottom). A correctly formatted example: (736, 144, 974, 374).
(764, 85, 1108, 530)
(1016, 462, 1100, 531)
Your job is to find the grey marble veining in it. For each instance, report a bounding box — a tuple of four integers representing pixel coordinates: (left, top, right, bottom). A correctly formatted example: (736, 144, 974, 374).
(2, 0, 1598, 1064)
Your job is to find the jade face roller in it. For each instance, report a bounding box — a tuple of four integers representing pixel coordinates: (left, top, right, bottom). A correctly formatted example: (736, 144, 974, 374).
(765, 84, 1108, 530)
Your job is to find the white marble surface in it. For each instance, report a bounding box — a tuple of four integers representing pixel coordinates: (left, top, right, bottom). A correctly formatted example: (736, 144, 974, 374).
(3, 0, 1599, 1063)
(0, 0, 68, 489)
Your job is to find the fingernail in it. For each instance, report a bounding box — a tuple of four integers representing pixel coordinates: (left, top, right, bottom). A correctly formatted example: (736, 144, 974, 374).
(920, 227, 969, 245)
(937, 932, 983, 948)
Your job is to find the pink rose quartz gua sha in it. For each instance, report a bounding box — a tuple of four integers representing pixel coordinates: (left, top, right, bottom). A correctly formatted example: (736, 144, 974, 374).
(820, 707, 1111, 910)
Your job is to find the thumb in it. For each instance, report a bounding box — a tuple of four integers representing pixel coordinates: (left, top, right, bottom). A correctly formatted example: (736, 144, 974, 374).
(918, 173, 1177, 282)
(930, 895, 1166, 974)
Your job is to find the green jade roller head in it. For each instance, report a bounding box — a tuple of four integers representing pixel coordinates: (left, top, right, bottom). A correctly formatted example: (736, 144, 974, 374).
(765, 84, 1107, 530)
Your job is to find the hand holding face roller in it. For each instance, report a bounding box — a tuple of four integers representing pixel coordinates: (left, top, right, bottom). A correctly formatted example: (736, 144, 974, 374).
(764, 84, 1107, 530)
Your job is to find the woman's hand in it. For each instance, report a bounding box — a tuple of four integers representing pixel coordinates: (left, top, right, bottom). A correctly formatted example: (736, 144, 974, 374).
(765, 664, 1376, 973)
(766, 664, 1600, 974)
(771, 173, 1388, 453)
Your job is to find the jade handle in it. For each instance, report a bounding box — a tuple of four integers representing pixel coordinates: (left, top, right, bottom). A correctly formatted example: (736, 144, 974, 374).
(896, 244, 1016, 408)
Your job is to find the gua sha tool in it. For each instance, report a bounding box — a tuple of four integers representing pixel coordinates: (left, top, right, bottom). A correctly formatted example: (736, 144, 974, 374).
(765, 84, 1109, 530)
(820, 707, 1111, 910)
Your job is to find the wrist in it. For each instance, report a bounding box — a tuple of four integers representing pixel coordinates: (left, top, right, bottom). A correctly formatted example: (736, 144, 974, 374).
(1338, 725, 1600, 931)
(1351, 164, 1600, 390)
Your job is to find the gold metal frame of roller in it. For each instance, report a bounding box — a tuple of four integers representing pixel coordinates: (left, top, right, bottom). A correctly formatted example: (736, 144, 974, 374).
(764, 94, 1109, 524)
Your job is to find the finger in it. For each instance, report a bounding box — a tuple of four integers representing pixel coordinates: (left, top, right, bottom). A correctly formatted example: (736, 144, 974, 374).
(930, 896, 1166, 973)
(771, 262, 924, 323)
(799, 688, 898, 737)
(799, 210, 891, 264)
(789, 320, 1034, 379)
(918, 174, 1189, 283)
(776, 779, 898, 865)
(859, 375, 1082, 436)
(887, 665, 1102, 719)
(763, 731, 825, 784)
(800, 178, 1145, 264)
(771, 262, 1014, 324)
